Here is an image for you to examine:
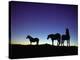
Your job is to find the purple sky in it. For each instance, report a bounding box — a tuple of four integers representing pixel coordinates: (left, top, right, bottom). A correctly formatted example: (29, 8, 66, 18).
(10, 1, 78, 46)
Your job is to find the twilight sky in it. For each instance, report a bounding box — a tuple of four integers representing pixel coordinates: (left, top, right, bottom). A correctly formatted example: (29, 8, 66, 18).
(10, 1, 78, 46)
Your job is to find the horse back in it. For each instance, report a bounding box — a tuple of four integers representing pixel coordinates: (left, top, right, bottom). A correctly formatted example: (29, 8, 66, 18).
(34, 38, 39, 41)
(62, 35, 70, 40)
(55, 33, 61, 39)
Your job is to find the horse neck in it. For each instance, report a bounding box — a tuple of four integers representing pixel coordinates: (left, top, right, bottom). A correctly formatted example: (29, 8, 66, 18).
(48, 35, 53, 39)
(65, 30, 70, 37)
(28, 36, 33, 39)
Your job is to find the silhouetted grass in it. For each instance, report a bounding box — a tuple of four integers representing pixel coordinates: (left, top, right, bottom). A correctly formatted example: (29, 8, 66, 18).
(9, 44, 78, 59)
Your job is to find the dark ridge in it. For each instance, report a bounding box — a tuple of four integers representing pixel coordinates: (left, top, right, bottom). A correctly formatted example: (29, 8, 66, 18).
(9, 44, 78, 59)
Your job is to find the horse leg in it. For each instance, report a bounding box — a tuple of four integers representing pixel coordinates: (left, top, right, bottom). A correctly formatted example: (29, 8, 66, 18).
(52, 40, 54, 46)
(59, 39, 61, 46)
(53, 40, 54, 46)
(61, 40, 63, 46)
(67, 40, 70, 46)
(61, 41, 63, 46)
(37, 41, 38, 45)
(30, 41, 32, 45)
(62, 40, 64, 46)
(57, 40, 59, 46)
(57, 41, 59, 46)
(63, 42, 64, 46)
(61, 40, 62, 46)
(69, 39, 70, 46)
(67, 40, 69, 46)
(59, 40, 60, 46)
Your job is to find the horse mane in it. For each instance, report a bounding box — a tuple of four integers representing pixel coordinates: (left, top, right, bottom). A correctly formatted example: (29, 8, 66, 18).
(48, 34, 54, 36)
(27, 35, 33, 39)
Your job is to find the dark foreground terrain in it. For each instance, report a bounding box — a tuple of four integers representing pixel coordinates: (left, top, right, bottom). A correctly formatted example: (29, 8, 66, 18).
(9, 44, 78, 59)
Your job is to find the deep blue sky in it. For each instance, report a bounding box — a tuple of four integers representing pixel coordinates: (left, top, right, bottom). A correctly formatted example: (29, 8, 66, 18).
(10, 1, 78, 46)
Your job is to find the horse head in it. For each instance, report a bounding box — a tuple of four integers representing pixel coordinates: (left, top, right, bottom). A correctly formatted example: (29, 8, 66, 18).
(47, 35, 50, 40)
(47, 34, 53, 40)
(26, 35, 31, 39)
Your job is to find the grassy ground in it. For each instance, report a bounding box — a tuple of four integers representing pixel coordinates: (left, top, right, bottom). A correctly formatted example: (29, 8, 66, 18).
(9, 44, 78, 59)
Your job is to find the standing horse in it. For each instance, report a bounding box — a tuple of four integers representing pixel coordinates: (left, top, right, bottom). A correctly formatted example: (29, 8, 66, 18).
(26, 35, 39, 45)
(61, 28, 70, 46)
(47, 33, 61, 46)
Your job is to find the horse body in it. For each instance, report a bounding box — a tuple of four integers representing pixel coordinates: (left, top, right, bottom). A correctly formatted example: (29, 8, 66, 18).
(26, 35, 39, 45)
(47, 33, 61, 46)
(61, 28, 70, 46)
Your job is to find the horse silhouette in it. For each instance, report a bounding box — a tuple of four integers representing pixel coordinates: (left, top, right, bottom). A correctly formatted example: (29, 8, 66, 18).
(26, 35, 39, 45)
(47, 33, 61, 46)
(61, 28, 70, 46)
